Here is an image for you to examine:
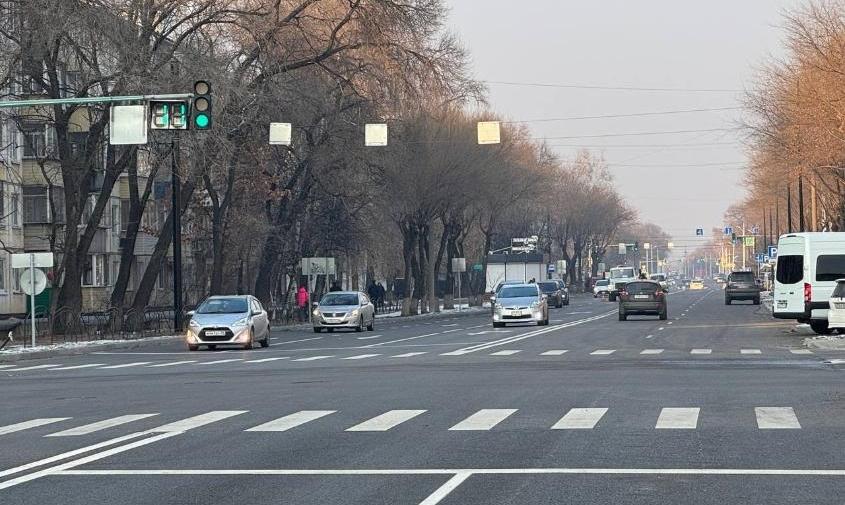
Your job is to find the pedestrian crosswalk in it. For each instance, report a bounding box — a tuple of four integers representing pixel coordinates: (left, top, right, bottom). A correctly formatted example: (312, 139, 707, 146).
(0, 406, 825, 439)
(0, 347, 833, 373)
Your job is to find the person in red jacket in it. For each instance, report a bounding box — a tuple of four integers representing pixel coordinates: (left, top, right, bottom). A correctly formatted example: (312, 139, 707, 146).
(296, 285, 309, 322)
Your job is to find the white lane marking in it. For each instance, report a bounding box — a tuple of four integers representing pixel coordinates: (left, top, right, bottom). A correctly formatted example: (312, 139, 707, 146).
(449, 409, 517, 431)
(246, 411, 336, 432)
(442, 311, 615, 355)
(346, 410, 427, 431)
(690, 349, 712, 354)
(441, 324, 459, 327)
(196, 359, 243, 365)
(552, 408, 608, 429)
(442, 329, 461, 334)
(640, 349, 664, 355)
(490, 350, 521, 356)
(0, 364, 17, 369)
(568, 311, 593, 315)
(658, 327, 665, 331)
(356, 335, 382, 340)
(790, 349, 813, 355)
(645, 335, 654, 339)
(275, 337, 323, 345)
(418, 472, 472, 505)
(293, 355, 334, 362)
(245, 357, 290, 363)
(655, 408, 700, 429)
(100, 362, 152, 369)
(8, 364, 62, 371)
(590, 349, 615, 355)
(0, 431, 180, 490)
(467, 330, 511, 336)
(59, 467, 845, 476)
(540, 350, 568, 356)
(741, 349, 762, 355)
(392, 352, 427, 358)
(51, 363, 106, 371)
(148, 360, 197, 368)
(827, 359, 845, 364)
(342, 354, 381, 360)
(667, 322, 673, 325)
(47, 414, 159, 437)
(755, 407, 801, 429)
(0, 418, 70, 436)
(150, 411, 249, 433)
(362, 332, 441, 348)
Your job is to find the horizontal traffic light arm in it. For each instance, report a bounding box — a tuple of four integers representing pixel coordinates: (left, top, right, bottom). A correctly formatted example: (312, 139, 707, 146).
(0, 93, 194, 108)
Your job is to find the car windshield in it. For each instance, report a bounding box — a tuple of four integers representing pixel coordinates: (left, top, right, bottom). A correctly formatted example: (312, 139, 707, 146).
(537, 282, 557, 292)
(499, 286, 539, 298)
(196, 298, 248, 314)
(649, 274, 666, 281)
(730, 272, 754, 283)
(596, 280, 609, 286)
(611, 268, 635, 279)
(626, 282, 658, 294)
(320, 294, 358, 306)
(834, 281, 845, 298)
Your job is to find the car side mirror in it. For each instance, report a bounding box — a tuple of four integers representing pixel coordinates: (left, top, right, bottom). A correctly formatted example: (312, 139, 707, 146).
(186, 310, 195, 317)
(312, 302, 319, 309)
(490, 296, 496, 303)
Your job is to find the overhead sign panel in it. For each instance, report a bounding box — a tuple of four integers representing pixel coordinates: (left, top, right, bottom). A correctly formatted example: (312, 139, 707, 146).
(269, 123, 292, 145)
(477, 121, 501, 145)
(365, 123, 388, 146)
(11, 252, 54, 268)
(110, 105, 148, 145)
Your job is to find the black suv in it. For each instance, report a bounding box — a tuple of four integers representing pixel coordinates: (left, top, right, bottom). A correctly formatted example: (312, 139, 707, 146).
(724, 271, 761, 305)
(538, 281, 564, 308)
(618, 280, 667, 321)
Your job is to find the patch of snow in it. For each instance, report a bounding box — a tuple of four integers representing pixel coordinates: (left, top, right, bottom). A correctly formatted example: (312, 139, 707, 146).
(0, 335, 179, 355)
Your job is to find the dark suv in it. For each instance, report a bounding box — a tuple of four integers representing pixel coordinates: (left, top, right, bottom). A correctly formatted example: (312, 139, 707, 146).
(537, 281, 564, 308)
(724, 271, 760, 305)
(618, 280, 667, 321)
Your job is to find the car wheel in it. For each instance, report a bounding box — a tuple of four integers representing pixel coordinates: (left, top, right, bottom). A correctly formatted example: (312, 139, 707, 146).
(564, 299, 569, 306)
(618, 311, 627, 321)
(327, 328, 334, 333)
(725, 297, 731, 305)
(259, 332, 270, 348)
(208, 345, 217, 351)
(810, 320, 833, 335)
(313, 327, 322, 333)
(187, 344, 199, 352)
(753, 297, 760, 305)
(557, 302, 563, 309)
(493, 322, 504, 328)
(609, 293, 616, 302)
(659, 310, 668, 321)
(243, 329, 254, 350)
(355, 317, 364, 332)
(367, 315, 375, 331)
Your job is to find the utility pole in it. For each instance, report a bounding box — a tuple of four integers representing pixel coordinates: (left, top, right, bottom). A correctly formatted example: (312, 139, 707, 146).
(811, 175, 817, 231)
(798, 174, 805, 231)
(787, 183, 793, 233)
(171, 136, 183, 332)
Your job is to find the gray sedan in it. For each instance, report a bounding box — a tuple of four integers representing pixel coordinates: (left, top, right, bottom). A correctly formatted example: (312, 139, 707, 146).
(492, 284, 549, 327)
(186, 295, 271, 351)
(313, 291, 375, 333)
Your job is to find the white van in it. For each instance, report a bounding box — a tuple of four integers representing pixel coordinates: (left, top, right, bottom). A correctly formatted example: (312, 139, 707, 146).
(773, 232, 845, 334)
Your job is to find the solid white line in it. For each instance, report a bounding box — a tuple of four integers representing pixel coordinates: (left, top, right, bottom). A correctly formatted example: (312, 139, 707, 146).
(363, 332, 442, 348)
(100, 362, 152, 369)
(346, 410, 427, 431)
(342, 354, 381, 360)
(590, 349, 615, 355)
(8, 364, 62, 371)
(552, 408, 608, 429)
(0, 418, 70, 436)
(275, 337, 323, 345)
(449, 409, 517, 431)
(150, 411, 248, 433)
(51, 363, 106, 371)
(655, 408, 700, 429)
(246, 411, 336, 432)
(196, 359, 243, 365)
(356, 335, 382, 340)
(245, 357, 290, 363)
(0, 431, 180, 490)
(47, 414, 159, 437)
(418, 472, 472, 505)
(293, 355, 334, 362)
(392, 352, 427, 358)
(490, 350, 521, 356)
(789, 349, 813, 355)
(741, 349, 762, 355)
(148, 360, 197, 368)
(540, 350, 568, 356)
(756, 407, 801, 429)
(0, 364, 16, 369)
(57, 467, 845, 476)
(690, 349, 712, 354)
(640, 349, 664, 355)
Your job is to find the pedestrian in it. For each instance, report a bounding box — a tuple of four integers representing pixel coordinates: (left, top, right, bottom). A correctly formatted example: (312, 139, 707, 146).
(376, 282, 386, 310)
(367, 281, 379, 309)
(329, 281, 342, 292)
(529, 277, 536, 283)
(295, 285, 309, 322)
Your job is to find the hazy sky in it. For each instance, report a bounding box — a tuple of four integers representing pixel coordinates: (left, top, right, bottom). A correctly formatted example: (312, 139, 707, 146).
(448, 0, 800, 250)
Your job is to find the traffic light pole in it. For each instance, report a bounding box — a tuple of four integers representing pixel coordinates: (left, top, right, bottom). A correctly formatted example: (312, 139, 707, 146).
(171, 135, 183, 332)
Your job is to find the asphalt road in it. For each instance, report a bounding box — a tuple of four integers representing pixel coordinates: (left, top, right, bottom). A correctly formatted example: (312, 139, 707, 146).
(2, 288, 845, 504)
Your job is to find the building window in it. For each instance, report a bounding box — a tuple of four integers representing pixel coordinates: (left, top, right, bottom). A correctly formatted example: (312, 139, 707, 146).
(23, 186, 49, 224)
(111, 203, 120, 235)
(12, 264, 20, 292)
(10, 192, 18, 226)
(121, 200, 130, 234)
(0, 257, 6, 292)
(21, 123, 46, 158)
(0, 181, 4, 223)
(82, 254, 108, 287)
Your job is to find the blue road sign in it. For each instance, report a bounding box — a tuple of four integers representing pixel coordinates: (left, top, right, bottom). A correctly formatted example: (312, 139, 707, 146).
(756, 253, 765, 263)
(724, 226, 733, 236)
(695, 228, 704, 236)
(768, 246, 778, 259)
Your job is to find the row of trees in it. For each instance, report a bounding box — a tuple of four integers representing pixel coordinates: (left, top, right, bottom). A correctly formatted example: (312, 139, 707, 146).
(738, 0, 845, 234)
(0, 0, 638, 320)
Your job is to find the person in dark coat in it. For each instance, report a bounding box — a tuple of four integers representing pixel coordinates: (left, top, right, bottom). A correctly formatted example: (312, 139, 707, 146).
(329, 281, 342, 292)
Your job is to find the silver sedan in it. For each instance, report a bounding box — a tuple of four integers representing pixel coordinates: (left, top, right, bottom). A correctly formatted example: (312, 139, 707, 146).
(313, 291, 375, 333)
(492, 284, 549, 327)
(186, 295, 271, 351)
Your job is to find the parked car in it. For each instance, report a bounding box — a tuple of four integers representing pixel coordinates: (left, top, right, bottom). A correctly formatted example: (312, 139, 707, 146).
(186, 295, 271, 351)
(724, 271, 761, 305)
(593, 279, 610, 297)
(773, 232, 845, 334)
(538, 281, 564, 308)
(554, 279, 570, 305)
(617, 280, 668, 321)
(312, 291, 375, 333)
(828, 279, 845, 331)
(492, 283, 549, 327)
(689, 278, 704, 290)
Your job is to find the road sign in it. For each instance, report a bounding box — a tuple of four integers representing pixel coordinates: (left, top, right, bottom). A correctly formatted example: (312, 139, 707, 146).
(451, 258, 467, 273)
(724, 226, 733, 236)
(365, 123, 388, 146)
(20, 268, 47, 295)
(477, 121, 501, 145)
(269, 123, 292, 145)
(764, 255, 770, 262)
(744, 236, 755, 247)
(755, 253, 765, 264)
(751, 225, 760, 234)
(618, 243, 626, 255)
(695, 228, 704, 236)
(556, 260, 567, 273)
(301, 257, 336, 276)
(472, 263, 483, 272)
(110, 105, 148, 145)
(11, 252, 53, 268)
(643, 242, 651, 250)
(768, 246, 778, 259)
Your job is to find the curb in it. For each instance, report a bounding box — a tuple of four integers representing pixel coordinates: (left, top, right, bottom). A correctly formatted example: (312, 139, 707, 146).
(0, 335, 182, 363)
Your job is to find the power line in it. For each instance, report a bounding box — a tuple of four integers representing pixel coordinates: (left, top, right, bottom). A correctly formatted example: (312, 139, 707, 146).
(484, 80, 744, 93)
(611, 161, 746, 168)
(503, 107, 742, 124)
(538, 127, 741, 141)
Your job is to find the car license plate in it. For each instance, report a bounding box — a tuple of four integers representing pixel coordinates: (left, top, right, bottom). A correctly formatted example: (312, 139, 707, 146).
(634, 295, 649, 299)
(777, 300, 788, 309)
(205, 330, 226, 337)
(512, 311, 522, 317)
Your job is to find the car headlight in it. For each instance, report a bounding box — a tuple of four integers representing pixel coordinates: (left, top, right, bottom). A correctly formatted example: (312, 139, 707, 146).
(313, 309, 321, 317)
(349, 309, 360, 318)
(494, 303, 503, 310)
(232, 317, 249, 327)
(189, 319, 200, 328)
(531, 300, 540, 308)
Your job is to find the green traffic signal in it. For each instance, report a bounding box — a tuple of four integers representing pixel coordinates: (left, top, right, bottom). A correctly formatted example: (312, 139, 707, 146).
(194, 113, 210, 129)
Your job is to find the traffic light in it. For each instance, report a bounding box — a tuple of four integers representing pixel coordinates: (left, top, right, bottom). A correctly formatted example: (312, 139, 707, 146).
(191, 80, 212, 130)
(149, 101, 189, 130)
(634, 241, 639, 252)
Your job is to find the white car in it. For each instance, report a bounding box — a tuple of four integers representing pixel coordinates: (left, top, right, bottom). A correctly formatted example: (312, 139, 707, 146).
(593, 279, 610, 297)
(312, 291, 375, 333)
(829, 279, 845, 331)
